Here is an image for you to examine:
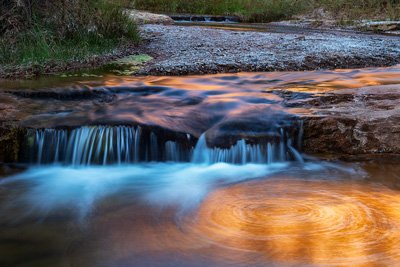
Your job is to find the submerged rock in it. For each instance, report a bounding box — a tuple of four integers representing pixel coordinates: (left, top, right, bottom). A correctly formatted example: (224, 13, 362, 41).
(205, 107, 300, 148)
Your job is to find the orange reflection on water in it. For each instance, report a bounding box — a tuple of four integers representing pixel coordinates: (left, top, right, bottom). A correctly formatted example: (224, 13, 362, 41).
(98, 65, 400, 94)
(186, 179, 400, 266)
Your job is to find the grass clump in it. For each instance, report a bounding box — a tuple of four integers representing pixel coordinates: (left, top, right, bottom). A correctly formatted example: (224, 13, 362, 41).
(0, 0, 140, 66)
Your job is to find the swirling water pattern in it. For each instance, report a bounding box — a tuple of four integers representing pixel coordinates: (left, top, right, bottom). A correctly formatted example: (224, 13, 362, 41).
(184, 179, 400, 266)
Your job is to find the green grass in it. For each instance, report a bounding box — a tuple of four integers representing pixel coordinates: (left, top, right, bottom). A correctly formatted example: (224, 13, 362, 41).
(0, 0, 140, 67)
(134, 0, 400, 22)
(0, 28, 131, 66)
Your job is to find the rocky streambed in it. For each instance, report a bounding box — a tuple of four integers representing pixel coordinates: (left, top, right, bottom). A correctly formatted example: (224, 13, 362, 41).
(139, 24, 400, 75)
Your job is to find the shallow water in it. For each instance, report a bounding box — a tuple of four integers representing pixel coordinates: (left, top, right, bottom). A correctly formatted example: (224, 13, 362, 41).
(2, 161, 400, 266)
(2, 65, 400, 136)
(2, 64, 400, 91)
(2, 66, 400, 266)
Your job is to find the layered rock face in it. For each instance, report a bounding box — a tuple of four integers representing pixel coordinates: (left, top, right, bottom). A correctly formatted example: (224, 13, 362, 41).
(302, 85, 400, 156)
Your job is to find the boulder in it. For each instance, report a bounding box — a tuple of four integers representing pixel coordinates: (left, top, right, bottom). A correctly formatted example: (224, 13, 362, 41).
(126, 10, 174, 25)
(302, 85, 400, 156)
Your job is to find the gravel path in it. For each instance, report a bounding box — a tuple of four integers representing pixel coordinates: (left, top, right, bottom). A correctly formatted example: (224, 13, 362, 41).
(139, 24, 400, 75)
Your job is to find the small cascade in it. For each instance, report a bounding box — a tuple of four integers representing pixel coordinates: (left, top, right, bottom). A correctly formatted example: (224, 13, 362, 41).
(191, 132, 303, 164)
(30, 126, 193, 165)
(27, 124, 304, 165)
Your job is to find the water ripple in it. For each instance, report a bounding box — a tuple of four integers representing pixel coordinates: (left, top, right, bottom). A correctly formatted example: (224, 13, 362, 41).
(184, 179, 400, 266)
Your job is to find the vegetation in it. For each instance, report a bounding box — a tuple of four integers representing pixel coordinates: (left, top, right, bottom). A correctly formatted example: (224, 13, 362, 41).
(317, 0, 400, 20)
(133, 0, 400, 22)
(0, 0, 140, 66)
(134, 0, 309, 22)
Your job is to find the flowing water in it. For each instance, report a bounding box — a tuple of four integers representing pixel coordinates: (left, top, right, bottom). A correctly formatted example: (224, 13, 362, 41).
(1, 66, 400, 267)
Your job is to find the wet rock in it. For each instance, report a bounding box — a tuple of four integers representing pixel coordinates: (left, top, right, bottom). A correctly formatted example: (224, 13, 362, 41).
(170, 15, 240, 23)
(360, 21, 400, 32)
(302, 85, 400, 155)
(6, 88, 109, 100)
(0, 163, 26, 178)
(0, 125, 26, 163)
(386, 31, 400, 36)
(205, 107, 300, 148)
(265, 90, 313, 101)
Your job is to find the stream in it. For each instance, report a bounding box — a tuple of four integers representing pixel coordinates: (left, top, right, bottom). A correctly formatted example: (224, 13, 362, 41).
(1, 66, 400, 266)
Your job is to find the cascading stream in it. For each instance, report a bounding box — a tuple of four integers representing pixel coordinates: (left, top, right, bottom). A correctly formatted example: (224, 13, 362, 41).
(29, 125, 304, 165)
(3, 68, 400, 267)
(31, 126, 192, 165)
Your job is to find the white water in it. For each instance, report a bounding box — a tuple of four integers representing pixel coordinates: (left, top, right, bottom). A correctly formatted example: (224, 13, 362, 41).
(32, 126, 303, 165)
(33, 126, 192, 165)
(11, 124, 306, 220)
(1, 162, 289, 220)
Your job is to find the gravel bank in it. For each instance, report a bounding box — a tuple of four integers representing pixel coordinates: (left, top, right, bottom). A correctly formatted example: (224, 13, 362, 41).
(139, 24, 400, 75)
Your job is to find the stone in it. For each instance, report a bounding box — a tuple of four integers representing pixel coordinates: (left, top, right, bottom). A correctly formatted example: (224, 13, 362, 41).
(360, 21, 400, 32)
(126, 10, 174, 25)
(302, 85, 400, 156)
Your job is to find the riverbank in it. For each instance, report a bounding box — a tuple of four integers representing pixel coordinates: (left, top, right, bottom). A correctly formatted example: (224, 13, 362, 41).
(1, 21, 400, 79)
(0, 44, 143, 79)
(139, 24, 400, 75)
(0, 1, 140, 79)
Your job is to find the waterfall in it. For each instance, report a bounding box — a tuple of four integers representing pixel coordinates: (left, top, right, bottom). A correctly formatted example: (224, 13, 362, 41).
(32, 126, 192, 165)
(191, 133, 302, 164)
(192, 134, 210, 163)
(29, 125, 303, 165)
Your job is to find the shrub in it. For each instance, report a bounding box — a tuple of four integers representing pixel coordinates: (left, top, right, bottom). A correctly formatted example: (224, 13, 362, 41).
(133, 0, 400, 21)
(0, 0, 139, 65)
